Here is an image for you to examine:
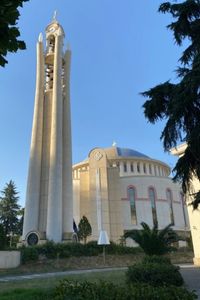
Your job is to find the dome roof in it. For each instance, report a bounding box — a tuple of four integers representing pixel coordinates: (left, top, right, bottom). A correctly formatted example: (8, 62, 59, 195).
(102, 146, 150, 159)
(116, 147, 150, 158)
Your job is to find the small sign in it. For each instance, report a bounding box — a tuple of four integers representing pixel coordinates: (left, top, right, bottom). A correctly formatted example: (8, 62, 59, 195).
(98, 230, 110, 245)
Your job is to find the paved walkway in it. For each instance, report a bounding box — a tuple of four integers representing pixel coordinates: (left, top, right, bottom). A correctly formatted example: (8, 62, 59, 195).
(180, 264, 200, 299)
(0, 265, 199, 298)
(0, 267, 127, 282)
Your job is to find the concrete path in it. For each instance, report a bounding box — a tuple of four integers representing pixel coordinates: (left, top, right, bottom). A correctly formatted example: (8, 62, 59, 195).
(0, 267, 127, 282)
(180, 264, 200, 299)
(0, 265, 200, 298)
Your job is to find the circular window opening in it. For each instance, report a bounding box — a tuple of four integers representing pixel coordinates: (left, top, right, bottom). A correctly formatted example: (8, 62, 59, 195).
(27, 232, 39, 246)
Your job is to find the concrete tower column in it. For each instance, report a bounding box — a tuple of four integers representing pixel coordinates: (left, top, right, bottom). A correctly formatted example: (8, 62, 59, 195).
(22, 34, 44, 239)
(46, 31, 63, 242)
(62, 48, 73, 238)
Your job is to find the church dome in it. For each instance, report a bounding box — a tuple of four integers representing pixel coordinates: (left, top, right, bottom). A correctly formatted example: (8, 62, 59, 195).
(116, 147, 149, 158)
(102, 146, 150, 160)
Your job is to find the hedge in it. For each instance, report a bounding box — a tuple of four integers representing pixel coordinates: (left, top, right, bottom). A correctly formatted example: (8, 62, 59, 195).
(126, 261, 183, 287)
(20, 241, 141, 263)
(54, 279, 197, 300)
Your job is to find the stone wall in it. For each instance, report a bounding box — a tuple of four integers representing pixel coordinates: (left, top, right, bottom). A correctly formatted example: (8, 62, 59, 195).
(0, 251, 21, 269)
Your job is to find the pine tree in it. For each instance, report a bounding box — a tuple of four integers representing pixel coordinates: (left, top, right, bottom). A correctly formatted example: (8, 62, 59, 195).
(0, 0, 29, 67)
(77, 216, 92, 244)
(0, 224, 7, 250)
(17, 207, 24, 235)
(0, 180, 21, 236)
(142, 0, 200, 208)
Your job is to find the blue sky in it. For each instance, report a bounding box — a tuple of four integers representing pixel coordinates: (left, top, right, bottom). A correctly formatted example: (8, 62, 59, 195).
(0, 1, 184, 205)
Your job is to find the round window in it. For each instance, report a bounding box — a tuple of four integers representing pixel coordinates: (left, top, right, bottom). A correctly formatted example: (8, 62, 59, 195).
(27, 232, 39, 246)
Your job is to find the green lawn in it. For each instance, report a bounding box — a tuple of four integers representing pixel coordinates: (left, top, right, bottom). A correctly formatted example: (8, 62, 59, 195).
(0, 270, 126, 299)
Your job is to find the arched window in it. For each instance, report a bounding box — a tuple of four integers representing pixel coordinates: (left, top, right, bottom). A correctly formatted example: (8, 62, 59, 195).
(166, 189, 174, 225)
(128, 187, 137, 225)
(149, 187, 157, 226)
(180, 192, 187, 227)
(46, 35, 55, 57)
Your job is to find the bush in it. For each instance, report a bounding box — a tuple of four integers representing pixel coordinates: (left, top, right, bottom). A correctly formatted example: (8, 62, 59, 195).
(126, 262, 183, 287)
(54, 279, 197, 300)
(20, 246, 39, 264)
(106, 241, 141, 255)
(37, 241, 58, 259)
(20, 240, 142, 263)
(142, 255, 171, 265)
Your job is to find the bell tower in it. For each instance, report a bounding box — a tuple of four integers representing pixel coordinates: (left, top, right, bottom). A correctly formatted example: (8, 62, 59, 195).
(22, 15, 73, 245)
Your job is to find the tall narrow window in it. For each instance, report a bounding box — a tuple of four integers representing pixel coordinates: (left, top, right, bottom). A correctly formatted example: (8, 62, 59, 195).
(158, 166, 161, 176)
(128, 187, 137, 225)
(137, 162, 140, 173)
(149, 164, 152, 174)
(143, 163, 146, 173)
(149, 187, 157, 226)
(180, 192, 187, 227)
(123, 162, 127, 172)
(166, 189, 174, 225)
(130, 163, 134, 172)
(154, 165, 157, 176)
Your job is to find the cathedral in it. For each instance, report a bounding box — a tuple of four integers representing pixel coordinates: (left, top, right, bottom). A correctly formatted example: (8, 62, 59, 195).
(22, 17, 189, 248)
(72, 145, 189, 244)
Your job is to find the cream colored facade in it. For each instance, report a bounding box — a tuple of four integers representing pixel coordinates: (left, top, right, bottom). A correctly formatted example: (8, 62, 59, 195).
(73, 146, 189, 244)
(22, 18, 73, 245)
(171, 144, 200, 265)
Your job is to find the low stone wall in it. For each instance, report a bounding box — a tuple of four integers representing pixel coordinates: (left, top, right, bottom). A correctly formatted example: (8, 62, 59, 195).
(0, 251, 21, 269)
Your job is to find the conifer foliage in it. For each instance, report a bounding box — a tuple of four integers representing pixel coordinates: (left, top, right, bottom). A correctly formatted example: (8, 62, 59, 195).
(0, 180, 21, 236)
(142, 0, 200, 208)
(0, 0, 29, 67)
(77, 216, 92, 244)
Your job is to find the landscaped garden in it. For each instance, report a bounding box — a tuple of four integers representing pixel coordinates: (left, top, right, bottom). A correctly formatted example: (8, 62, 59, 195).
(0, 222, 197, 299)
(0, 260, 197, 300)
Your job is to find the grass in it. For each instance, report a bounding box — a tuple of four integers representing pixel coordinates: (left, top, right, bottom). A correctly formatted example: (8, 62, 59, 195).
(0, 270, 126, 299)
(0, 288, 53, 300)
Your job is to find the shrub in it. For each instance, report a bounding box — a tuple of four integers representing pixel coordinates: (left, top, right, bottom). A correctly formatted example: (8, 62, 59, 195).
(106, 241, 141, 255)
(124, 222, 179, 255)
(126, 262, 183, 287)
(20, 240, 142, 263)
(54, 279, 197, 300)
(20, 246, 39, 264)
(37, 241, 57, 259)
(142, 255, 171, 265)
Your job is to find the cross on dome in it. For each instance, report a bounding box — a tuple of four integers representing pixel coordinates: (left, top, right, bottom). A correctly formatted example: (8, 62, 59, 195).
(52, 10, 57, 21)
